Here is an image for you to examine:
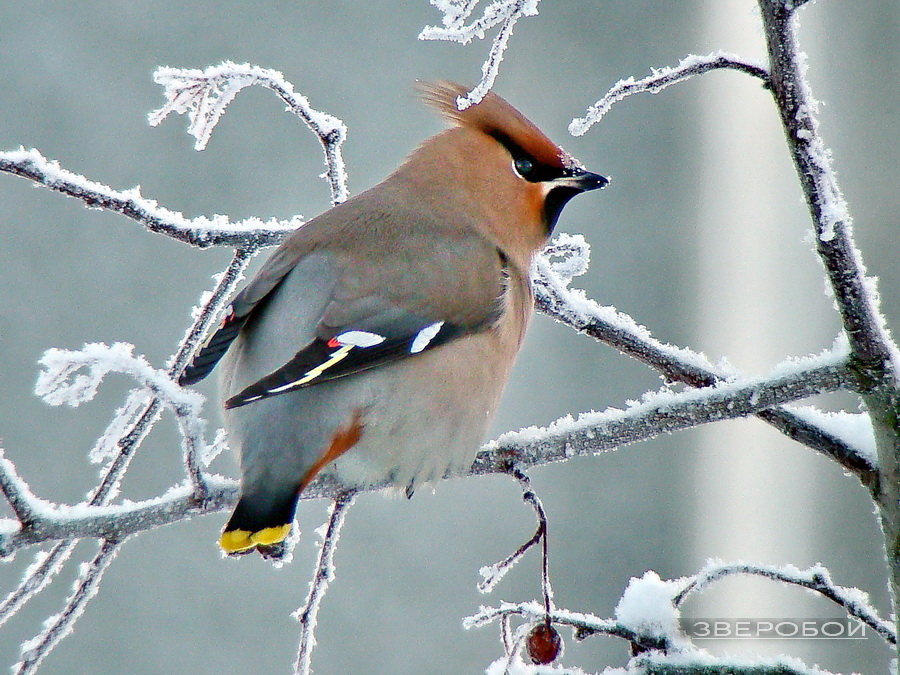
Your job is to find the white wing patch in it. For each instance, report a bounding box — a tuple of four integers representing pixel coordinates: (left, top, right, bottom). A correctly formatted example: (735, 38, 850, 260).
(336, 330, 386, 347)
(410, 321, 444, 354)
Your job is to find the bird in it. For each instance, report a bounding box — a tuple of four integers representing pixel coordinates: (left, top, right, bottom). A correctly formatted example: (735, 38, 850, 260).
(179, 81, 608, 556)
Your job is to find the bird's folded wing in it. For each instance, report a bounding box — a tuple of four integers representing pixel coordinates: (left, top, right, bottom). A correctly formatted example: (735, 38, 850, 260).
(178, 244, 312, 386)
(224, 314, 467, 408)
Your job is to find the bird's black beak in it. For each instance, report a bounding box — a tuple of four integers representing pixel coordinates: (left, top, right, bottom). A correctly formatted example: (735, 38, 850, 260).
(553, 167, 609, 192)
(543, 167, 609, 233)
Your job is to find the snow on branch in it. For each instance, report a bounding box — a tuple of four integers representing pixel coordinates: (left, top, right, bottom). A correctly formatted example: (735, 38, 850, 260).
(293, 494, 354, 675)
(16, 540, 121, 675)
(470, 561, 871, 674)
(675, 560, 896, 645)
(34, 342, 211, 495)
(758, 5, 896, 377)
(534, 237, 878, 482)
(480, 352, 852, 476)
(569, 51, 769, 137)
(419, 0, 541, 109)
(0, 347, 853, 558)
(0, 248, 254, 642)
(150, 61, 348, 204)
(0, 148, 298, 249)
(35, 342, 200, 412)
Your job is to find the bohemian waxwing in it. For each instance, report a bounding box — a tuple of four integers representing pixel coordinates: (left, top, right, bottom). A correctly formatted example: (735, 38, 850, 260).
(180, 81, 608, 556)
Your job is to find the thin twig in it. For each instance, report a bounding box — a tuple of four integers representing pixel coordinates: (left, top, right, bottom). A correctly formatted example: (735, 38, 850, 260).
(569, 51, 769, 136)
(0, 150, 295, 249)
(293, 493, 355, 675)
(15, 539, 121, 675)
(466, 600, 669, 652)
(674, 561, 896, 645)
(419, 0, 541, 109)
(0, 249, 252, 635)
(533, 255, 878, 484)
(0, 356, 853, 557)
(0, 450, 38, 526)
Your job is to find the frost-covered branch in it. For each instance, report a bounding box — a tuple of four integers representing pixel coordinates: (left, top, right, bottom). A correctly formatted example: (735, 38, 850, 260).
(466, 600, 669, 655)
(757, 5, 895, 373)
(675, 561, 896, 645)
(0, 248, 253, 648)
(15, 540, 121, 675)
(293, 494, 354, 675)
(0, 61, 356, 672)
(620, 652, 838, 675)
(471, 563, 862, 673)
(34, 341, 211, 496)
(419, 0, 541, 109)
(150, 62, 348, 204)
(569, 51, 769, 136)
(0, 149, 298, 249)
(535, 237, 877, 482)
(0, 352, 853, 557)
(755, 0, 900, 653)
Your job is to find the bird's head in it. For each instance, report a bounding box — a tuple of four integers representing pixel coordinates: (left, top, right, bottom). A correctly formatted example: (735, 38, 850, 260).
(412, 81, 608, 257)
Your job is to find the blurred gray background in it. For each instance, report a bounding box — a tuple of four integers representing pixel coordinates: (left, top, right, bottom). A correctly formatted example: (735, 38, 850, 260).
(0, 2, 897, 673)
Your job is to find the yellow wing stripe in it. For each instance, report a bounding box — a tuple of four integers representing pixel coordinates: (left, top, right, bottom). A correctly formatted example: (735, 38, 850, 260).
(267, 344, 354, 394)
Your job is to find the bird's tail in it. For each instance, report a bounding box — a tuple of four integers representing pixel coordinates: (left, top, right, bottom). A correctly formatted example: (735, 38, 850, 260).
(219, 490, 298, 557)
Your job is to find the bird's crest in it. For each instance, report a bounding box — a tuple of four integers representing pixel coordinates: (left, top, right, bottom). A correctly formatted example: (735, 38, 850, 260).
(417, 81, 573, 170)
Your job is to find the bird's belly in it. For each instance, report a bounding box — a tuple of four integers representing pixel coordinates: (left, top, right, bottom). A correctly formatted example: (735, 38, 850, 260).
(323, 334, 512, 491)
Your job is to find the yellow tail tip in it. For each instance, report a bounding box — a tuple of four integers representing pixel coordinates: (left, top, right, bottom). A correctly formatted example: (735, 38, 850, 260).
(220, 529, 255, 553)
(251, 524, 292, 546)
(219, 524, 292, 553)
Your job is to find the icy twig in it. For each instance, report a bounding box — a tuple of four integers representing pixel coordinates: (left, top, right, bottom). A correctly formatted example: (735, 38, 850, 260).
(15, 540, 121, 675)
(624, 651, 838, 675)
(675, 560, 896, 645)
(293, 494, 355, 675)
(0, 149, 297, 249)
(466, 600, 668, 652)
(569, 51, 769, 136)
(150, 62, 348, 204)
(534, 239, 878, 484)
(36, 342, 202, 412)
(0, 450, 40, 526)
(479, 470, 554, 623)
(0, 353, 854, 557)
(35, 341, 212, 497)
(419, 0, 541, 109)
(0, 248, 253, 641)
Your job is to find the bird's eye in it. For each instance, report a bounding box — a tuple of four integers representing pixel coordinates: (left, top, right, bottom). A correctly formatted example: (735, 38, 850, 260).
(513, 157, 534, 178)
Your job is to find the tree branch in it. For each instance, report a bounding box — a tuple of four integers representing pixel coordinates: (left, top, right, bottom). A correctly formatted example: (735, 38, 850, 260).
(293, 494, 354, 675)
(0, 354, 852, 556)
(149, 62, 348, 205)
(419, 0, 541, 109)
(0, 149, 297, 249)
(15, 540, 121, 675)
(534, 246, 877, 483)
(569, 51, 769, 137)
(758, 3, 896, 379)
(757, 0, 900, 653)
(675, 561, 896, 645)
(0, 248, 253, 635)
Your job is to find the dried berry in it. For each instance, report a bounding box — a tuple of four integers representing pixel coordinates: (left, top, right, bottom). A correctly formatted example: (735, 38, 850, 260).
(526, 623, 562, 665)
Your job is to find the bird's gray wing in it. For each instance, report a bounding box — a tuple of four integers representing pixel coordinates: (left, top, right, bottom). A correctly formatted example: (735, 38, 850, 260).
(225, 224, 510, 408)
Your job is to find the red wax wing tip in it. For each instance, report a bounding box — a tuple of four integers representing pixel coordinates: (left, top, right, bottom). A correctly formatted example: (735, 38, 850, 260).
(327, 337, 341, 349)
